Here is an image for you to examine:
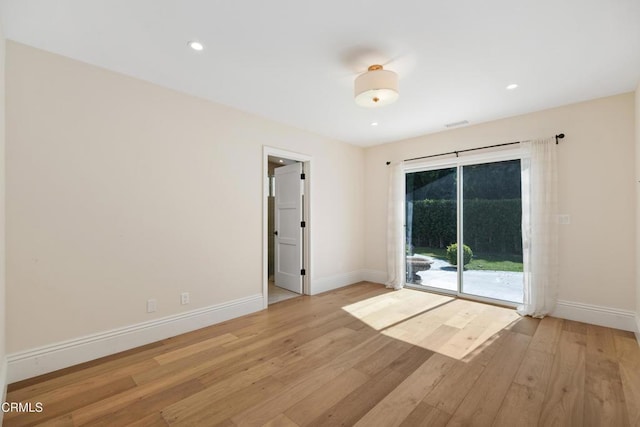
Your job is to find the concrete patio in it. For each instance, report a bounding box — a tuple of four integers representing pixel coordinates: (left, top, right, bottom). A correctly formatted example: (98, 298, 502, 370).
(408, 257, 524, 304)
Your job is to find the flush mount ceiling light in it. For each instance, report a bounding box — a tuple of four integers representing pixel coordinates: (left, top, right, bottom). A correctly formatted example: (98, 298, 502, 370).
(354, 65, 399, 108)
(506, 83, 519, 90)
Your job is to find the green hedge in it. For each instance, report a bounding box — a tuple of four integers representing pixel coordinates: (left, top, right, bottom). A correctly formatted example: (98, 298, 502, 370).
(406, 199, 522, 254)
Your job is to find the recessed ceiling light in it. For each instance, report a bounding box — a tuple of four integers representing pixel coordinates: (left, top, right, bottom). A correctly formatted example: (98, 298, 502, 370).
(371, 122, 379, 126)
(445, 120, 469, 128)
(279, 159, 284, 163)
(188, 41, 204, 51)
(506, 83, 519, 90)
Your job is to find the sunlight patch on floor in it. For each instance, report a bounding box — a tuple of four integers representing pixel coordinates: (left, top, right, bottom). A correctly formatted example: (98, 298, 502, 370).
(342, 287, 521, 361)
(341, 289, 454, 331)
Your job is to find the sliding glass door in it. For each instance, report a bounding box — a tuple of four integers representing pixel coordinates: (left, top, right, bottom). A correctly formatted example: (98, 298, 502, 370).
(405, 157, 524, 304)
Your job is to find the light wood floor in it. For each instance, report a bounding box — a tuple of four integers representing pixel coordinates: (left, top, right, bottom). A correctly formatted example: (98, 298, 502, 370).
(5, 282, 640, 426)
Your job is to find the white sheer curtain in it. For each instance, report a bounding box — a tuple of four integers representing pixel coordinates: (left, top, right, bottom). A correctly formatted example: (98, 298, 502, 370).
(518, 138, 559, 317)
(385, 162, 405, 290)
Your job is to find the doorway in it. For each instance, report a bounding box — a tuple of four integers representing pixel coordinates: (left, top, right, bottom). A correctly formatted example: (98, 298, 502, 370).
(263, 147, 311, 307)
(405, 152, 524, 305)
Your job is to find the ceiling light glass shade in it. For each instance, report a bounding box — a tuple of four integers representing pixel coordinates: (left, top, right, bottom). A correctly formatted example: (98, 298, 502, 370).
(354, 65, 399, 108)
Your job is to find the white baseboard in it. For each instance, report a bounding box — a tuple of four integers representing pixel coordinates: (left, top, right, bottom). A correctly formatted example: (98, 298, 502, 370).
(552, 300, 637, 332)
(310, 270, 366, 295)
(362, 269, 387, 285)
(635, 315, 640, 346)
(7, 294, 263, 383)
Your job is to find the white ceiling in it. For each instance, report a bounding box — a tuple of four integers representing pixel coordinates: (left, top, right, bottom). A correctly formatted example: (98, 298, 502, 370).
(1, 0, 639, 147)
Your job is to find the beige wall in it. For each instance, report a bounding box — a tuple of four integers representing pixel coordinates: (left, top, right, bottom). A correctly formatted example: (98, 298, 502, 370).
(5, 42, 364, 353)
(0, 22, 6, 396)
(365, 93, 636, 311)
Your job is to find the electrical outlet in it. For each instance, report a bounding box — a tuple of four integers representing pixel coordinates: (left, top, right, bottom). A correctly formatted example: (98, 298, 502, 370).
(147, 299, 157, 313)
(181, 292, 190, 305)
(558, 214, 570, 225)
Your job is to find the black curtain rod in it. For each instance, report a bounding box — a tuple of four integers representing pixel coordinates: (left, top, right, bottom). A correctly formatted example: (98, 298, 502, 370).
(385, 133, 565, 165)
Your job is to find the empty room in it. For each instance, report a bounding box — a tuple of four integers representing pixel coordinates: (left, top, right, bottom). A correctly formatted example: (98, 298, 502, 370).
(0, 1, 639, 426)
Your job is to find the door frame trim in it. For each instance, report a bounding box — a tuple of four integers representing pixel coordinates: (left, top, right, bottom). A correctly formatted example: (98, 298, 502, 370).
(263, 146, 312, 309)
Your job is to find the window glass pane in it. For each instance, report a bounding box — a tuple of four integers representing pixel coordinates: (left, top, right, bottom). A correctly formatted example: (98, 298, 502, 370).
(461, 159, 523, 303)
(405, 167, 458, 292)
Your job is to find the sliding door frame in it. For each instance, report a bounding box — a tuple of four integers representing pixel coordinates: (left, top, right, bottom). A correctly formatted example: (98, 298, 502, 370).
(404, 147, 526, 307)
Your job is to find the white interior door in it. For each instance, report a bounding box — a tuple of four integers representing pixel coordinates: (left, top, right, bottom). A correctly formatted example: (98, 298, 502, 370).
(274, 162, 303, 293)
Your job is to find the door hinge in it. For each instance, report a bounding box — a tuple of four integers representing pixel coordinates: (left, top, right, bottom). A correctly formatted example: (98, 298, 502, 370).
(300, 173, 306, 180)
(301, 269, 306, 276)
(301, 221, 306, 228)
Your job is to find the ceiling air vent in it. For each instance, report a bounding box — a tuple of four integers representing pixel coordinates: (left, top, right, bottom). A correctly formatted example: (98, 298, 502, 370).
(445, 120, 469, 128)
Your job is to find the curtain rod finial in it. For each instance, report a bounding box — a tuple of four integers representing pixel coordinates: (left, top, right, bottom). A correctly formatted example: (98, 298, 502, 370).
(386, 161, 391, 165)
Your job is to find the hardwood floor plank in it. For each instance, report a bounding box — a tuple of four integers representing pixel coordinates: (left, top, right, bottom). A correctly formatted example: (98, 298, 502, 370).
(528, 316, 563, 354)
(354, 353, 456, 427)
(3, 283, 637, 427)
(434, 307, 518, 361)
(458, 327, 507, 366)
(538, 330, 586, 426)
(355, 290, 453, 331)
(351, 338, 413, 377)
(306, 342, 434, 427)
(284, 368, 369, 426)
(230, 333, 394, 426)
(416, 324, 461, 353)
(204, 325, 358, 387)
(614, 335, 640, 426)
(4, 376, 137, 427)
(163, 376, 285, 426)
(269, 327, 369, 386)
(83, 379, 204, 426)
(563, 319, 588, 335)
(383, 299, 464, 345)
(306, 367, 409, 427)
(262, 413, 299, 427)
(610, 328, 636, 339)
(153, 332, 238, 365)
(6, 342, 165, 394)
(446, 331, 530, 426)
(586, 324, 617, 358)
(126, 412, 170, 427)
(492, 383, 545, 427)
(442, 301, 486, 329)
(7, 358, 159, 404)
(398, 402, 450, 427)
(136, 313, 358, 388)
(513, 348, 554, 392)
(506, 316, 541, 336)
(584, 325, 630, 426)
(386, 345, 435, 377)
(421, 359, 485, 415)
(152, 345, 302, 423)
(26, 413, 75, 427)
